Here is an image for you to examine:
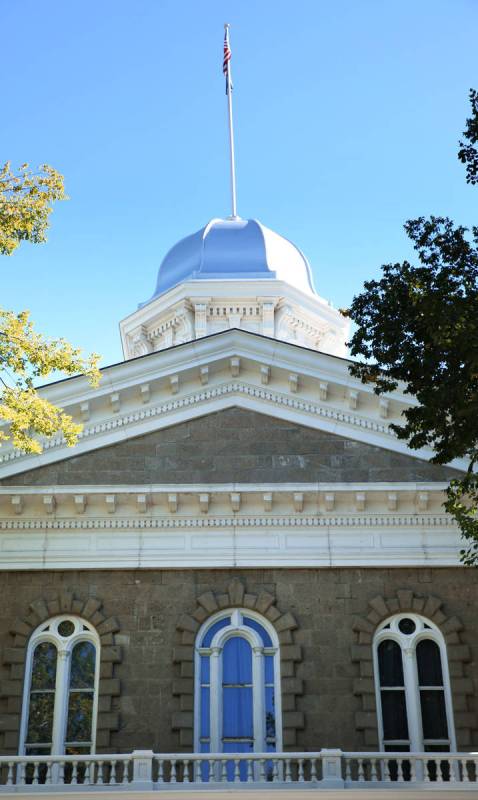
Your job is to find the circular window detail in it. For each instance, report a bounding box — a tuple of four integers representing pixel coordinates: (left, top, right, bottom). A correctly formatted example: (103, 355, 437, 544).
(398, 617, 416, 635)
(57, 620, 75, 637)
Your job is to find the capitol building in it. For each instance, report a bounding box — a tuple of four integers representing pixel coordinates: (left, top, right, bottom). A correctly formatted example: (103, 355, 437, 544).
(0, 201, 475, 796)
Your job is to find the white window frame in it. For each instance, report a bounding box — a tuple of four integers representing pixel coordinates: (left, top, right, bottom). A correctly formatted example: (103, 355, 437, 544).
(373, 613, 456, 752)
(194, 608, 282, 753)
(19, 615, 100, 755)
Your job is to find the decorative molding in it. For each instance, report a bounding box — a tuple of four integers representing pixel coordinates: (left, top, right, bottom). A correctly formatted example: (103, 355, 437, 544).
(172, 578, 303, 750)
(0, 513, 458, 530)
(0, 329, 467, 477)
(0, 593, 122, 754)
(0, 514, 461, 570)
(0, 381, 396, 468)
(120, 276, 349, 361)
(351, 592, 474, 750)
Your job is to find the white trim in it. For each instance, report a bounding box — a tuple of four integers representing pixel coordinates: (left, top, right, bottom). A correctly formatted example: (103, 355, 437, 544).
(194, 609, 282, 756)
(0, 518, 462, 569)
(19, 616, 100, 756)
(0, 330, 468, 477)
(0, 481, 462, 569)
(373, 614, 456, 753)
(0, 481, 452, 518)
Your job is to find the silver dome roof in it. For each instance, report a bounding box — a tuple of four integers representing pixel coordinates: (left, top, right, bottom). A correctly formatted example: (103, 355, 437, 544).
(143, 217, 317, 304)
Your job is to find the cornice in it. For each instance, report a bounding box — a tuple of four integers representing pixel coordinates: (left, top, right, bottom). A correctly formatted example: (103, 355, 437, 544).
(0, 481, 451, 524)
(0, 330, 467, 477)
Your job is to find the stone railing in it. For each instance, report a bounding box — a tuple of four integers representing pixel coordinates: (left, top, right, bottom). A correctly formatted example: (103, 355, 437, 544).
(0, 750, 477, 791)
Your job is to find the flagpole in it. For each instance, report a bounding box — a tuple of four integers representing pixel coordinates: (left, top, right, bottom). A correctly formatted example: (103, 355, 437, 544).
(224, 23, 238, 218)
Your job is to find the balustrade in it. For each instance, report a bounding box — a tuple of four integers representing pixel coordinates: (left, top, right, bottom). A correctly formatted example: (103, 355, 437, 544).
(0, 750, 477, 790)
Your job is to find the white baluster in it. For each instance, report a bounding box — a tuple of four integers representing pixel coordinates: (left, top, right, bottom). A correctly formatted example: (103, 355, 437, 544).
(233, 759, 240, 782)
(46, 761, 54, 785)
(298, 757, 305, 781)
(259, 758, 266, 781)
(170, 758, 177, 783)
(108, 759, 116, 785)
(97, 760, 104, 785)
(310, 757, 317, 782)
(273, 758, 280, 782)
(183, 759, 190, 783)
(408, 757, 416, 782)
(220, 758, 228, 783)
(121, 759, 129, 785)
(397, 758, 404, 782)
(284, 758, 292, 782)
(436, 758, 443, 783)
(17, 762, 25, 785)
(461, 759, 470, 782)
(424, 757, 431, 782)
(358, 758, 365, 781)
(84, 761, 92, 786)
(6, 761, 13, 786)
(32, 762, 39, 785)
(382, 758, 390, 782)
(71, 761, 78, 785)
(193, 759, 200, 783)
(370, 758, 378, 781)
(247, 759, 254, 783)
(449, 757, 457, 783)
(345, 758, 352, 781)
(156, 758, 163, 784)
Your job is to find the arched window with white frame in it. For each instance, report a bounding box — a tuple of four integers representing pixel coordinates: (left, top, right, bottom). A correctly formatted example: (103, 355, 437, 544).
(20, 616, 100, 756)
(373, 614, 456, 753)
(195, 609, 282, 759)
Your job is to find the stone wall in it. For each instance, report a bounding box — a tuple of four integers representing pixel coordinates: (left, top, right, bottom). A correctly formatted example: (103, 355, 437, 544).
(0, 567, 477, 754)
(2, 408, 461, 486)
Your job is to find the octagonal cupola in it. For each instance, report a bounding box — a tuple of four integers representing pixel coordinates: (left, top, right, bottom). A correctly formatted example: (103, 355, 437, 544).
(120, 215, 348, 360)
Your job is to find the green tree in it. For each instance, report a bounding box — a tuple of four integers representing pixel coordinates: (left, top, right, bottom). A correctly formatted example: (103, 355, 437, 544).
(0, 163, 100, 454)
(344, 90, 478, 564)
(458, 89, 478, 185)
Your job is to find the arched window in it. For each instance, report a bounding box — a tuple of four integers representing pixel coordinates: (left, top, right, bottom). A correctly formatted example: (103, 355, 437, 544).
(194, 609, 282, 757)
(373, 614, 456, 752)
(20, 616, 99, 756)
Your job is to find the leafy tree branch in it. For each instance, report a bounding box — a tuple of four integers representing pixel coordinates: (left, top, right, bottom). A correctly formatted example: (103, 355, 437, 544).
(344, 91, 478, 564)
(0, 164, 100, 454)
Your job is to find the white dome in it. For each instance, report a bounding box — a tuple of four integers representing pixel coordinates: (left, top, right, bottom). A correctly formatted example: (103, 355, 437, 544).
(143, 217, 317, 303)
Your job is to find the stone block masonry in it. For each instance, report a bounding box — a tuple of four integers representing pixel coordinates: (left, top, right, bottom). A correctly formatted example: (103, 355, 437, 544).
(1, 408, 460, 486)
(0, 567, 476, 754)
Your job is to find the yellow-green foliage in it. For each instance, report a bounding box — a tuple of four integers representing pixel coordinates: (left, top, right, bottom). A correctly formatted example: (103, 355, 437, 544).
(0, 162, 66, 255)
(0, 164, 100, 453)
(0, 310, 100, 454)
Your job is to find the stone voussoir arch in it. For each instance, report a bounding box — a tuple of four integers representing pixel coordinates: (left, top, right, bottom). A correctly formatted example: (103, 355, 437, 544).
(1, 591, 122, 753)
(172, 578, 304, 749)
(351, 589, 474, 749)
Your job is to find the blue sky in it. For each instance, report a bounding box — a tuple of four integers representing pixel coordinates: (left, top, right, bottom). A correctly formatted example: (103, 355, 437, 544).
(2, 0, 476, 368)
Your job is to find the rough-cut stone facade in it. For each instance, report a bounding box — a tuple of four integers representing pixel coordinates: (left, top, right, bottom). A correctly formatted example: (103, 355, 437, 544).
(1, 567, 477, 755)
(2, 408, 461, 486)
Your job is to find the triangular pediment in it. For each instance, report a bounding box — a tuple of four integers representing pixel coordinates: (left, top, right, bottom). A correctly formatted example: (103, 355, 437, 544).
(1, 408, 460, 487)
(0, 329, 467, 479)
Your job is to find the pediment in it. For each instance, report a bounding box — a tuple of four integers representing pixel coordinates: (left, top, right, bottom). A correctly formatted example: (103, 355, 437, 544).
(0, 329, 467, 480)
(1, 408, 460, 487)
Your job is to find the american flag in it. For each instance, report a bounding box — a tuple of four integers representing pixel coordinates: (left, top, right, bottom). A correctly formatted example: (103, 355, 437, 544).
(223, 27, 232, 93)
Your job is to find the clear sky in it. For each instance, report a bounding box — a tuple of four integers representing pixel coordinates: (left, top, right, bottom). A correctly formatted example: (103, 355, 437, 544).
(2, 0, 476, 369)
